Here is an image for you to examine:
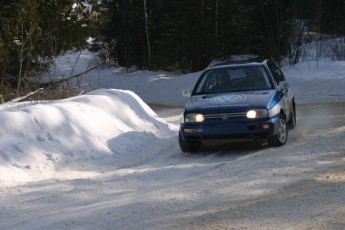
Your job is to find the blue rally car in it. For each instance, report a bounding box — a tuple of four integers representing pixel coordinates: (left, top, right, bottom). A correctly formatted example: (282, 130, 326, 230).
(179, 59, 296, 153)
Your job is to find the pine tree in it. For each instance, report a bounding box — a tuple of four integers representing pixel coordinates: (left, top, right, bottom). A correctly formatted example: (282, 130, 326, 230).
(0, 0, 98, 98)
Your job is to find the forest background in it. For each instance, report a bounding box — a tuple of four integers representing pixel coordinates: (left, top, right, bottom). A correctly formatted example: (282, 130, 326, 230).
(1, 0, 345, 101)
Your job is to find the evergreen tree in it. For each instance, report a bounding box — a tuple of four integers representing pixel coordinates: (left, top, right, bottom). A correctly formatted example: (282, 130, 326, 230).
(0, 0, 98, 97)
(99, 0, 293, 71)
(319, 0, 345, 35)
(101, 0, 148, 68)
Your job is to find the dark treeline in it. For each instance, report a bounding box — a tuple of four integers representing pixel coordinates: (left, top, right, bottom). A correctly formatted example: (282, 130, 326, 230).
(100, 0, 291, 71)
(1, 0, 345, 99)
(99, 0, 345, 72)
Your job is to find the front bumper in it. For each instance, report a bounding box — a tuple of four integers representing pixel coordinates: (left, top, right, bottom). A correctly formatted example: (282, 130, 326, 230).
(180, 116, 281, 141)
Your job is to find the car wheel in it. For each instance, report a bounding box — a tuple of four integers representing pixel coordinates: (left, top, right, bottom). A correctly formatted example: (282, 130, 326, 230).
(178, 132, 201, 153)
(287, 106, 296, 129)
(267, 115, 288, 147)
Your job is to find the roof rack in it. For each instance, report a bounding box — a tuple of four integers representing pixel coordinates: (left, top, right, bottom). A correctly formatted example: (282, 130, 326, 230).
(212, 58, 266, 67)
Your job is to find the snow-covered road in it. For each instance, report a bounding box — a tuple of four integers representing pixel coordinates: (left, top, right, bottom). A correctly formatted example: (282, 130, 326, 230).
(1, 102, 345, 230)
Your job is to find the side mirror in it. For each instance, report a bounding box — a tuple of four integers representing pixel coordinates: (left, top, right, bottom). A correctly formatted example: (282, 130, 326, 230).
(182, 89, 192, 97)
(278, 81, 289, 91)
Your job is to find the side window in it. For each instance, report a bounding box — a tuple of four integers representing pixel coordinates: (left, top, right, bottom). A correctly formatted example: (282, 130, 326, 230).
(268, 62, 285, 84)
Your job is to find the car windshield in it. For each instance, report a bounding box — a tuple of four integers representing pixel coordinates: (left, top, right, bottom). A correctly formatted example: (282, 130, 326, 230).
(194, 66, 273, 94)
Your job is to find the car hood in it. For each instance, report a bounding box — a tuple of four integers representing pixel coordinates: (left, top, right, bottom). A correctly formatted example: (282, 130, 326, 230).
(185, 90, 275, 113)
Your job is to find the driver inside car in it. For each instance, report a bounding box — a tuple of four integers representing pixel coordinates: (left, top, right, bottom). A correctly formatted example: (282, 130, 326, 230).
(210, 71, 230, 92)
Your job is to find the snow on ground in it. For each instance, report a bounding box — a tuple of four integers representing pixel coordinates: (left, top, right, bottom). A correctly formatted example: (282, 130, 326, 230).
(1, 51, 345, 229)
(2, 50, 345, 185)
(43, 50, 345, 106)
(0, 89, 175, 186)
(285, 60, 345, 103)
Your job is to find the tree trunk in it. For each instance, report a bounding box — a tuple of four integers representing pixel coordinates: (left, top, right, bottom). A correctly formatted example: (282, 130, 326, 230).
(215, 0, 219, 44)
(144, 0, 152, 69)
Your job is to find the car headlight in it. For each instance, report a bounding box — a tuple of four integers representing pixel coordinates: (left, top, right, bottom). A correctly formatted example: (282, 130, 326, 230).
(246, 109, 268, 119)
(185, 113, 205, 123)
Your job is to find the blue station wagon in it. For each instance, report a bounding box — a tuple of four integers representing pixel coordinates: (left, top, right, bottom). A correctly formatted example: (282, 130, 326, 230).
(179, 59, 296, 153)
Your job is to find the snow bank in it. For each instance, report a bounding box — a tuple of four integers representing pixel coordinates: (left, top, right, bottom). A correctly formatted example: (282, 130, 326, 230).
(0, 89, 174, 186)
(284, 60, 345, 104)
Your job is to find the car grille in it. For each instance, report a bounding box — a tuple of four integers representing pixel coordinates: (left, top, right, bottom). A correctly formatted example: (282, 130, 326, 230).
(204, 112, 246, 120)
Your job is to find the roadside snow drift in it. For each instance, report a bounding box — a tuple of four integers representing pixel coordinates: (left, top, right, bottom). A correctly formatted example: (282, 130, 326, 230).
(0, 89, 174, 186)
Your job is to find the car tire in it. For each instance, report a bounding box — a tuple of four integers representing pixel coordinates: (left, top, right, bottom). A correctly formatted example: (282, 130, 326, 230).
(178, 132, 201, 153)
(267, 114, 288, 147)
(287, 105, 296, 129)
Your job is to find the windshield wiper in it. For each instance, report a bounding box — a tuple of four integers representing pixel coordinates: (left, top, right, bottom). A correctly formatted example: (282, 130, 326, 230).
(193, 91, 213, 95)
